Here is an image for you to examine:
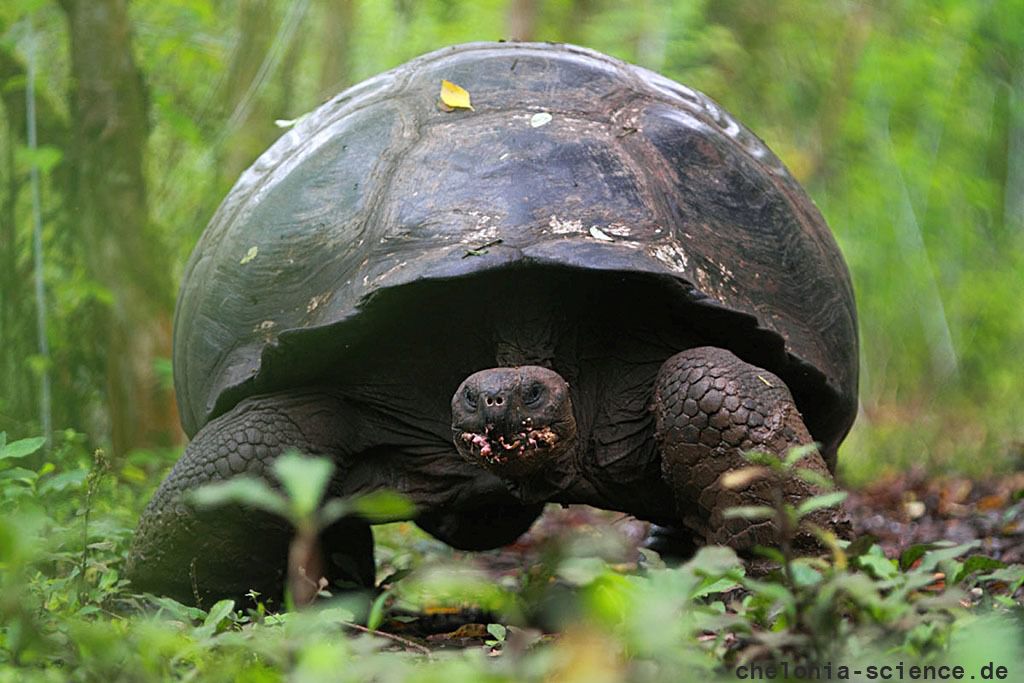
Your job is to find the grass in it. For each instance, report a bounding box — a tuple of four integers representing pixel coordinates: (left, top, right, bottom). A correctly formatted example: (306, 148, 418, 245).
(839, 398, 1024, 488)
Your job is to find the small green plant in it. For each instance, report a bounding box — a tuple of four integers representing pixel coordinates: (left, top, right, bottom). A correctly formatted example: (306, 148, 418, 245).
(189, 451, 415, 608)
(1, 434, 1022, 681)
(485, 623, 507, 649)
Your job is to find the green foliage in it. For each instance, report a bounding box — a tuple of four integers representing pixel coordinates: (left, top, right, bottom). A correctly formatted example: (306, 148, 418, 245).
(0, 446, 1022, 680)
(191, 450, 416, 533)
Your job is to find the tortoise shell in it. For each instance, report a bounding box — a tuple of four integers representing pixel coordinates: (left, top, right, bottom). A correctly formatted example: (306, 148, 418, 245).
(174, 42, 858, 465)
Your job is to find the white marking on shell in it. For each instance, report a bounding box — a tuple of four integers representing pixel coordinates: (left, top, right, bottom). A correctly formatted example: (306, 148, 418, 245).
(695, 266, 711, 291)
(602, 223, 632, 237)
(462, 223, 500, 244)
(530, 112, 552, 128)
(721, 114, 741, 138)
(650, 243, 689, 272)
(548, 215, 585, 235)
(378, 260, 409, 281)
(460, 211, 500, 243)
(589, 226, 614, 242)
(306, 292, 331, 313)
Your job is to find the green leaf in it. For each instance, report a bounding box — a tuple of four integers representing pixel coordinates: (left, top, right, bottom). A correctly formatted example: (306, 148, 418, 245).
(0, 436, 46, 461)
(189, 477, 289, 518)
(795, 491, 848, 517)
(977, 566, 1024, 593)
(788, 561, 823, 588)
(147, 595, 207, 622)
(846, 535, 879, 559)
(486, 623, 507, 642)
(37, 468, 88, 494)
(914, 541, 981, 574)
(691, 575, 742, 599)
(783, 442, 821, 467)
(794, 468, 835, 489)
(855, 553, 899, 580)
(900, 542, 941, 571)
(0, 467, 38, 484)
(349, 490, 416, 523)
(15, 145, 63, 174)
(954, 555, 1006, 583)
(272, 452, 334, 519)
(558, 556, 608, 586)
(197, 599, 236, 637)
(366, 591, 389, 631)
(687, 545, 743, 576)
(316, 606, 357, 625)
(318, 498, 352, 529)
(753, 546, 786, 564)
(741, 450, 784, 471)
(722, 505, 776, 521)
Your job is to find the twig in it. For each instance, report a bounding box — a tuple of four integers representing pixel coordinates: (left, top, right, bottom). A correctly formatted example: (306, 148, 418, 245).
(462, 239, 503, 258)
(342, 621, 433, 657)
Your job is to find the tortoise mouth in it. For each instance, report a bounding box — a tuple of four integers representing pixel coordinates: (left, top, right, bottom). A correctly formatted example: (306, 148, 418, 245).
(457, 418, 561, 476)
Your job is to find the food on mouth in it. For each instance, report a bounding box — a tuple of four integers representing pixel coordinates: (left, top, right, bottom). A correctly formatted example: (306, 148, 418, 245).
(460, 425, 558, 465)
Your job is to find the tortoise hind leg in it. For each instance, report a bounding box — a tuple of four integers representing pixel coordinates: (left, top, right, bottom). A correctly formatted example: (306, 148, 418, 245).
(652, 346, 849, 551)
(127, 391, 375, 606)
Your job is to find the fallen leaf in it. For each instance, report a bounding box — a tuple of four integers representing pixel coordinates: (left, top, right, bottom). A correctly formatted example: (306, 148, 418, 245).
(977, 493, 1008, 511)
(530, 112, 552, 127)
(589, 226, 614, 242)
(440, 80, 474, 111)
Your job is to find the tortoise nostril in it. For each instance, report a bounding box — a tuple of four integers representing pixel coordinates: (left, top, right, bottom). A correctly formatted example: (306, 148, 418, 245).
(484, 395, 505, 407)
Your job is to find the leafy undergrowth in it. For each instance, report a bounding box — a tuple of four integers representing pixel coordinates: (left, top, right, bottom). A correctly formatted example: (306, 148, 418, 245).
(1, 431, 1023, 682)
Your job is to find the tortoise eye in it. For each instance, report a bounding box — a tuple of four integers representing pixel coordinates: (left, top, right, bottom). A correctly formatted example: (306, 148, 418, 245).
(524, 383, 544, 406)
(463, 388, 478, 410)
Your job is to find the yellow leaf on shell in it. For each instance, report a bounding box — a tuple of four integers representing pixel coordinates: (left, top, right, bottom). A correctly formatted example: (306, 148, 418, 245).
(440, 80, 474, 111)
(239, 246, 258, 265)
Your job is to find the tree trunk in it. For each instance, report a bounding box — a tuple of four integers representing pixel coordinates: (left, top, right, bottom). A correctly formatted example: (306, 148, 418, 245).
(219, 0, 277, 187)
(317, 0, 355, 101)
(506, 0, 538, 41)
(63, 0, 178, 454)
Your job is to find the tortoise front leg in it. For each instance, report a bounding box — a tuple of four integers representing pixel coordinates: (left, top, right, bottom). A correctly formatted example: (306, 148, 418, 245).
(652, 346, 848, 551)
(127, 391, 375, 606)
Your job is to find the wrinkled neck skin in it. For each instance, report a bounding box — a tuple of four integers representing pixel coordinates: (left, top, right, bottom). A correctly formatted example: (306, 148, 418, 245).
(493, 313, 559, 369)
(485, 302, 602, 506)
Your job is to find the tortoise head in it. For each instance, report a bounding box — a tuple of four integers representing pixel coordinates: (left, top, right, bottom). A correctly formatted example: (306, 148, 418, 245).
(452, 366, 577, 480)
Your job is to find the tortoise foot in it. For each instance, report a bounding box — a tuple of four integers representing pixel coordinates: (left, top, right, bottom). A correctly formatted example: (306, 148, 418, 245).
(652, 347, 849, 551)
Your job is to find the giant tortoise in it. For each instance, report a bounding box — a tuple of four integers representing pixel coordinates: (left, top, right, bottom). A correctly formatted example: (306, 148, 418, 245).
(129, 42, 858, 603)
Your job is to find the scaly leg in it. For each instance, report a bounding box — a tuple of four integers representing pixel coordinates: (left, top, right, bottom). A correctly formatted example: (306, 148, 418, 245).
(128, 392, 375, 605)
(652, 347, 848, 551)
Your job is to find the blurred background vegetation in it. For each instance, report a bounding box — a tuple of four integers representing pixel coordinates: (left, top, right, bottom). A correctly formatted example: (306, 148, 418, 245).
(1, 0, 1021, 485)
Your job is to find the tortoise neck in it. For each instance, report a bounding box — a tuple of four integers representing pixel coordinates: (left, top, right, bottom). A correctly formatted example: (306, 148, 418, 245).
(490, 282, 565, 368)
